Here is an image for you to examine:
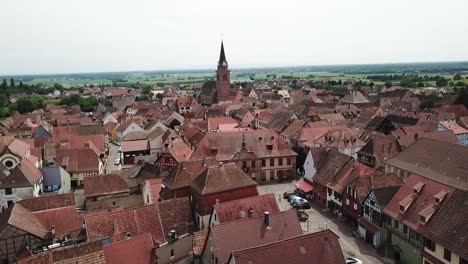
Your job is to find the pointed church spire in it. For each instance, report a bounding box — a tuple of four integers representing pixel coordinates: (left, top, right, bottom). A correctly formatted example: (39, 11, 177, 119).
(218, 41, 227, 66)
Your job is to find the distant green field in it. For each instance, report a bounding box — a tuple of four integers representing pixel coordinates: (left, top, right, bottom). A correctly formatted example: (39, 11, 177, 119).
(20, 70, 467, 89)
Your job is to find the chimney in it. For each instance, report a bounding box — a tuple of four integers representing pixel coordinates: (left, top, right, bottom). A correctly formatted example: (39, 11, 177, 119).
(168, 230, 177, 241)
(264, 211, 271, 229)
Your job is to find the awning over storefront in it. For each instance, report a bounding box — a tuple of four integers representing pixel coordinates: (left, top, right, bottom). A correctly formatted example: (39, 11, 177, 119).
(357, 217, 380, 233)
(296, 179, 314, 193)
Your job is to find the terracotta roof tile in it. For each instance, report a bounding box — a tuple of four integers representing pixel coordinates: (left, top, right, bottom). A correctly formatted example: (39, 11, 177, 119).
(17, 193, 75, 212)
(385, 138, 468, 190)
(156, 197, 193, 238)
(84, 174, 128, 198)
(191, 130, 296, 161)
(229, 230, 345, 264)
(213, 194, 280, 224)
(192, 230, 208, 255)
(84, 205, 165, 245)
(163, 158, 219, 190)
(383, 174, 455, 234)
(0, 204, 48, 239)
(33, 206, 83, 237)
(208, 210, 303, 264)
(121, 139, 150, 152)
(103, 234, 156, 264)
(426, 189, 468, 260)
(190, 163, 257, 195)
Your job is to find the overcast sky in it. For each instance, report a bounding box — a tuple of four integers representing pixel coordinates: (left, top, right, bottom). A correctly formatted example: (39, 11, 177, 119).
(1, 0, 467, 75)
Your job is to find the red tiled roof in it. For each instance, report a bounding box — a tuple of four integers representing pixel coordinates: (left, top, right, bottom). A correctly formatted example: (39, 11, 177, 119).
(52, 126, 80, 142)
(162, 158, 219, 190)
(190, 163, 257, 195)
(145, 179, 162, 203)
(315, 128, 365, 149)
(383, 174, 455, 234)
(56, 149, 99, 173)
(121, 140, 150, 152)
(156, 198, 193, 239)
(0, 204, 48, 239)
(8, 139, 31, 157)
(385, 138, 468, 190)
(213, 194, 280, 224)
(207, 116, 239, 131)
(17, 193, 75, 212)
(103, 233, 156, 264)
(84, 174, 128, 198)
(280, 119, 306, 139)
(167, 138, 192, 162)
(191, 130, 296, 161)
(229, 230, 345, 264)
(207, 210, 303, 264)
(33, 206, 83, 237)
(84, 205, 165, 244)
(192, 230, 208, 255)
(69, 135, 106, 154)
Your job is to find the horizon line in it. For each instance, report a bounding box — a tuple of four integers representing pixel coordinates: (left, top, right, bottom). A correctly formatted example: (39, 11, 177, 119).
(2, 60, 468, 77)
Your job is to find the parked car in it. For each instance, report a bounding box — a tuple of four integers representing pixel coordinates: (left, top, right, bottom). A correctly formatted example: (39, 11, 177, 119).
(114, 157, 120, 165)
(283, 192, 295, 201)
(118, 146, 122, 152)
(296, 210, 309, 221)
(293, 202, 311, 209)
(112, 140, 121, 146)
(289, 195, 308, 205)
(346, 257, 363, 264)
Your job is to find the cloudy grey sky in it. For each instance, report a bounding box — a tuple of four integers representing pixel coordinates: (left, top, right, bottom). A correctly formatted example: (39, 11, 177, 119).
(1, 0, 467, 75)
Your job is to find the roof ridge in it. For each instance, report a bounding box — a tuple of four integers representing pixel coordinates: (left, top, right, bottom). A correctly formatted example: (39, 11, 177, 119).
(231, 229, 336, 254)
(212, 209, 296, 228)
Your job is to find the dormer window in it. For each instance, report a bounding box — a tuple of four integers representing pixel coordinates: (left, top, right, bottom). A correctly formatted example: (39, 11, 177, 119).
(399, 205, 406, 214)
(211, 148, 218, 154)
(412, 182, 425, 194)
(434, 190, 448, 204)
(420, 215, 426, 224)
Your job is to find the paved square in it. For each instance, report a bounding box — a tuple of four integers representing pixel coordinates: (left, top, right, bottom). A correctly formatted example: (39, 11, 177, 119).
(258, 181, 389, 264)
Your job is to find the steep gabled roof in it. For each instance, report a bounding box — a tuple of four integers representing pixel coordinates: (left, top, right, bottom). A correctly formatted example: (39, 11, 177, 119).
(191, 129, 296, 161)
(385, 138, 468, 190)
(228, 230, 345, 264)
(84, 174, 128, 198)
(0, 203, 48, 239)
(103, 233, 156, 264)
(156, 197, 193, 239)
(84, 205, 165, 245)
(207, 210, 303, 264)
(190, 163, 257, 195)
(383, 174, 455, 234)
(162, 158, 219, 190)
(425, 189, 468, 261)
(17, 193, 75, 212)
(213, 194, 280, 224)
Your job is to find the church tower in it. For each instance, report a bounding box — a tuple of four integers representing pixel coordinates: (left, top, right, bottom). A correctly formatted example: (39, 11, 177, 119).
(216, 41, 231, 101)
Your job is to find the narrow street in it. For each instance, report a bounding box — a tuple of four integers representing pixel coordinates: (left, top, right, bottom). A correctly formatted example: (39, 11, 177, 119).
(105, 142, 121, 173)
(258, 181, 389, 264)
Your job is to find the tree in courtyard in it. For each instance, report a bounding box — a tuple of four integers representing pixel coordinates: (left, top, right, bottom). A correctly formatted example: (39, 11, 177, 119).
(455, 88, 468, 108)
(0, 79, 7, 91)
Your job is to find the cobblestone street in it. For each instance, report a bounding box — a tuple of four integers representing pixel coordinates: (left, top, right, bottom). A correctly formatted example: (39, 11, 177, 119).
(258, 181, 390, 264)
